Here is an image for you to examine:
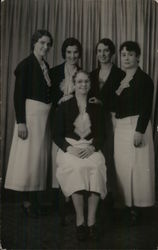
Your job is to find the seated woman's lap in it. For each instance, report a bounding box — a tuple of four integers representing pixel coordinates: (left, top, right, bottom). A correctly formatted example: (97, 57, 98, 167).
(56, 149, 107, 199)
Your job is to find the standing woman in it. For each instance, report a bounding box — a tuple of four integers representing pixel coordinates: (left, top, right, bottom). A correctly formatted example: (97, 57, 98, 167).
(5, 30, 53, 217)
(50, 37, 82, 107)
(49, 37, 82, 188)
(89, 38, 124, 199)
(114, 41, 155, 224)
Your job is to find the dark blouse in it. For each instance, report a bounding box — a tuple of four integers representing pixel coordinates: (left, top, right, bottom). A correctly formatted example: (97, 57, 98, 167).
(89, 64, 125, 112)
(14, 53, 52, 123)
(49, 62, 81, 107)
(115, 67, 154, 134)
(53, 97, 105, 152)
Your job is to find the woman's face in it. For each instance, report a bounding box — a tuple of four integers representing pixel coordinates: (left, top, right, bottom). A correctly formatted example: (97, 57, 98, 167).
(74, 72, 91, 95)
(33, 36, 52, 58)
(121, 47, 139, 69)
(97, 43, 112, 64)
(65, 45, 80, 65)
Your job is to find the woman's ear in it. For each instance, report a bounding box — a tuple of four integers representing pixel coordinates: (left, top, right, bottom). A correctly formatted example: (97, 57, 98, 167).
(136, 56, 140, 63)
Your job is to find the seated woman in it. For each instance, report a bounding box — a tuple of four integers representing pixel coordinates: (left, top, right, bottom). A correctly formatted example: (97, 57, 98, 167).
(53, 70, 107, 240)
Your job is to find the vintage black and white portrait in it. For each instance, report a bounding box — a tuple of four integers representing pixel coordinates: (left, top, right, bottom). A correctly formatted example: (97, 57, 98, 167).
(1, 0, 158, 249)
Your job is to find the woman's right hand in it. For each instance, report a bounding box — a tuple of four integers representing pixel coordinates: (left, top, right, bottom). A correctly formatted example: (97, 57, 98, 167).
(18, 123, 28, 139)
(58, 95, 73, 104)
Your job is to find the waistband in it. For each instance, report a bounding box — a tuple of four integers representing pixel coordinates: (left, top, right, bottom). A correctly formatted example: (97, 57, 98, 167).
(26, 99, 51, 114)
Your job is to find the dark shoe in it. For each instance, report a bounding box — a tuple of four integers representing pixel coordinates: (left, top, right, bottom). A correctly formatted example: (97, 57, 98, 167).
(21, 204, 39, 218)
(76, 224, 87, 241)
(129, 210, 141, 226)
(125, 209, 140, 226)
(88, 224, 98, 240)
(130, 215, 137, 226)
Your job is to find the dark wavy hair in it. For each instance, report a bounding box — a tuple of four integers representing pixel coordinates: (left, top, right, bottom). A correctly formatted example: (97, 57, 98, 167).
(31, 30, 53, 51)
(61, 37, 82, 59)
(119, 41, 141, 57)
(96, 38, 115, 56)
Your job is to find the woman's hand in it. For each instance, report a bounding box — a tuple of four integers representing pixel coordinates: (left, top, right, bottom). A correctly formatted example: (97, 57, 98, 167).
(67, 145, 95, 159)
(18, 123, 28, 139)
(67, 146, 82, 158)
(78, 145, 95, 158)
(89, 97, 102, 105)
(58, 95, 73, 104)
(133, 131, 144, 147)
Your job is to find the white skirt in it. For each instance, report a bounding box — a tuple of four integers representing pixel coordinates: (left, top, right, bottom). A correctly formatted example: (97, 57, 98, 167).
(114, 115, 155, 207)
(5, 99, 51, 191)
(56, 138, 107, 199)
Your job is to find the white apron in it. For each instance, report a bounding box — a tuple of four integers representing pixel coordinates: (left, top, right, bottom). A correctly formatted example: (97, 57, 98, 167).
(5, 99, 51, 191)
(56, 138, 107, 199)
(114, 115, 155, 207)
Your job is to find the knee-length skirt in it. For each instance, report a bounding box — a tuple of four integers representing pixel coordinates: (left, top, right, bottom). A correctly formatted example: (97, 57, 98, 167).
(114, 115, 155, 207)
(56, 138, 107, 199)
(5, 99, 51, 191)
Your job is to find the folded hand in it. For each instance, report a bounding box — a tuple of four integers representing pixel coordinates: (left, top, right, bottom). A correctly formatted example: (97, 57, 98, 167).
(67, 145, 95, 158)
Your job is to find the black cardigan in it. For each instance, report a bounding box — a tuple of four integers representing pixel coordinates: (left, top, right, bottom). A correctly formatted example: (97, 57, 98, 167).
(49, 62, 81, 107)
(14, 53, 52, 123)
(53, 96, 105, 152)
(89, 64, 125, 112)
(115, 67, 154, 133)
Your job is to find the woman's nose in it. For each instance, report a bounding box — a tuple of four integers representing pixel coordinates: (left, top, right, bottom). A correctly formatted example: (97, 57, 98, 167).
(100, 51, 104, 56)
(125, 54, 129, 59)
(71, 53, 75, 58)
(82, 81, 87, 86)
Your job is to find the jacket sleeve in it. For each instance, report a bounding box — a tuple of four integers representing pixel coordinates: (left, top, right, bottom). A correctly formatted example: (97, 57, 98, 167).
(49, 68, 57, 106)
(91, 105, 105, 151)
(136, 75, 154, 133)
(14, 61, 28, 123)
(53, 103, 71, 152)
(88, 71, 99, 99)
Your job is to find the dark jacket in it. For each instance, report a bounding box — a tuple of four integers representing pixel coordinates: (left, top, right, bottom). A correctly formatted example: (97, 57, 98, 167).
(89, 64, 125, 112)
(49, 62, 81, 107)
(53, 96, 105, 152)
(115, 67, 154, 133)
(14, 53, 52, 123)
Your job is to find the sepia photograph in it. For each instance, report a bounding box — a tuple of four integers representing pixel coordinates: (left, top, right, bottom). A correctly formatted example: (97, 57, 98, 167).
(1, 0, 158, 249)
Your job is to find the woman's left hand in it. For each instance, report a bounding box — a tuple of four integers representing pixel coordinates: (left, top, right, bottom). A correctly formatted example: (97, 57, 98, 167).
(133, 131, 144, 147)
(78, 146, 95, 158)
(89, 97, 102, 105)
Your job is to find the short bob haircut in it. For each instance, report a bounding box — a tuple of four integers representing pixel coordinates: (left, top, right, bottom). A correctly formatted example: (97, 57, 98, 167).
(72, 70, 90, 84)
(119, 41, 141, 57)
(31, 30, 53, 51)
(61, 38, 82, 59)
(96, 38, 115, 56)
